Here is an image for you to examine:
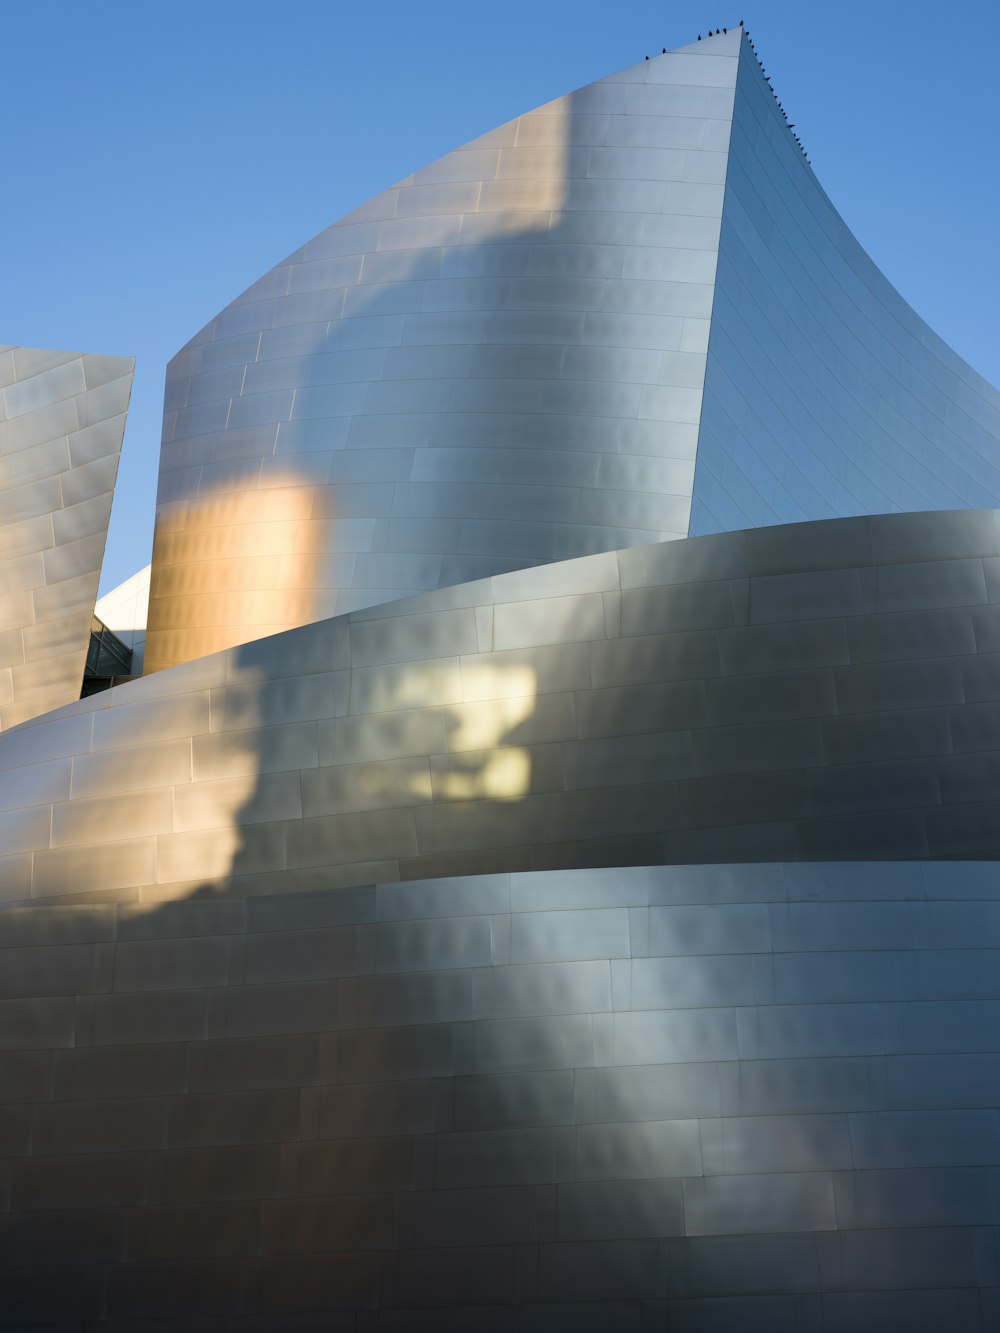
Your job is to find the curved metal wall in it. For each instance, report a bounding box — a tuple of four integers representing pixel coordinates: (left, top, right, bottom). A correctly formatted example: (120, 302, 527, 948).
(145, 28, 742, 673)
(7, 25, 1000, 1322)
(1, 859, 999, 1328)
(7, 508, 1000, 905)
(0, 346, 133, 731)
(147, 24, 1000, 679)
(690, 34, 1000, 533)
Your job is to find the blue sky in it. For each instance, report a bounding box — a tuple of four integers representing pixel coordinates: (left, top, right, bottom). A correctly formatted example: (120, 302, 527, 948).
(2, 0, 997, 592)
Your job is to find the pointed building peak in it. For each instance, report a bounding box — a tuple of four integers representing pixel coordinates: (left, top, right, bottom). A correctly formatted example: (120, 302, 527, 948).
(664, 25, 743, 60)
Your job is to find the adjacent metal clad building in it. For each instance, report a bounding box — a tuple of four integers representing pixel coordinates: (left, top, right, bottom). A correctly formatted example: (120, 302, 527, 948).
(0, 346, 133, 730)
(3, 25, 1000, 1332)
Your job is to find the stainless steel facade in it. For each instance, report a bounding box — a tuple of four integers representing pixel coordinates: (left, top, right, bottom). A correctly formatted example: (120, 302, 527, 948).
(691, 43, 1000, 533)
(145, 29, 741, 674)
(145, 24, 1000, 678)
(5, 25, 1000, 1331)
(8, 508, 1000, 902)
(1, 861, 1000, 1329)
(0, 346, 133, 730)
(3, 511, 1000, 1327)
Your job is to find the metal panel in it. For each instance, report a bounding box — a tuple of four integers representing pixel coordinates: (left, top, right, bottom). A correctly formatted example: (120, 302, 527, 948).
(145, 32, 742, 673)
(0, 347, 132, 728)
(0, 858, 1000, 1320)
(691, 39, 1000, 541)
(4, 19, 1000, 1325)
(17, 510, 1000, 897)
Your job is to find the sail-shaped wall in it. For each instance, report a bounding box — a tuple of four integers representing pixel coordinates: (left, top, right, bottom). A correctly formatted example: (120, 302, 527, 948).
(145, 25, 1000, 676)
(145, 29, 743, 673)
(691, 42, 1000, 531)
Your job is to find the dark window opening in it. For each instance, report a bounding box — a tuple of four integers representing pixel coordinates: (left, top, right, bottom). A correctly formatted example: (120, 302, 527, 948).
(81, 616, 135, 697)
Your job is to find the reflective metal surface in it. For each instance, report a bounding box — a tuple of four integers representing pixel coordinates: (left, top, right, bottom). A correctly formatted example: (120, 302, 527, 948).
(146, 30, 741, 673)
(692, 36, 1000, 533)
(0, 345, 133, 730)
(0, 859, 999, 1328)
(6, 23, 1000, 1327)
(147, 24, 1000, 681)
(8, 508, 1000, 904)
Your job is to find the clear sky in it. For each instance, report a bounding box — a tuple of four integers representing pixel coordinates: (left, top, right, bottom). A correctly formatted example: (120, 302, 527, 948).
(2, 0, 997, 592)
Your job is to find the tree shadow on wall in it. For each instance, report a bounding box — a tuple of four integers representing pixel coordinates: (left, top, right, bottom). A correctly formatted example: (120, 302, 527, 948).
(1, 63, 993, 1331)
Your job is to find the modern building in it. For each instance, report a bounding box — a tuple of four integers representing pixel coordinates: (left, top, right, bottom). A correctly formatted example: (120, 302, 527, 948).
(0, 346, 132, 730)
(2, 26, 1000, 1330)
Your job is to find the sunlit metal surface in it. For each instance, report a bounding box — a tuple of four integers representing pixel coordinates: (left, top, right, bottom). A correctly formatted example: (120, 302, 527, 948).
(147, 23, 1000, 681)
(145, 29, 741, 673)
(0, 345, 133, 730)
(6, 22, 1000, 1326)
(6, 508, 1000, 904)
(0, 859, 998, 1327)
